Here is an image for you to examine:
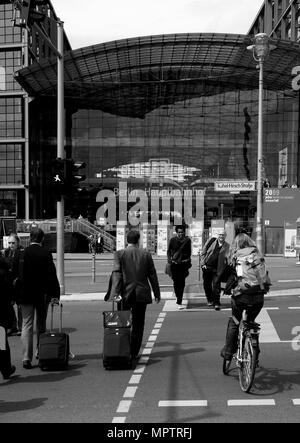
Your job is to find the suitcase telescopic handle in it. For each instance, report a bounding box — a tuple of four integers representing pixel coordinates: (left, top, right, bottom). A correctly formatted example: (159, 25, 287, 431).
(50, 301, 63, 333)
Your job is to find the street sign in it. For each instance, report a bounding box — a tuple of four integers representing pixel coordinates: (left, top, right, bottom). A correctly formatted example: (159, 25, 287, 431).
(214, 181, 256, 192)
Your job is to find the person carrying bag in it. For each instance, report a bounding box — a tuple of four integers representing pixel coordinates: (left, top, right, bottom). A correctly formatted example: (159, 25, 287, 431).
(167, 225, 192, 309)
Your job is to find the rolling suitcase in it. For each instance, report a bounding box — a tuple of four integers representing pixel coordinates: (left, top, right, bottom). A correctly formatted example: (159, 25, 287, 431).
(38, 302, 70, 371)
(102, 300, 132, 369)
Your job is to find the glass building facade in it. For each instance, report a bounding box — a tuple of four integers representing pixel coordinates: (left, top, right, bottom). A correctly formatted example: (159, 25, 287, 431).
(2, 0, 300, 253)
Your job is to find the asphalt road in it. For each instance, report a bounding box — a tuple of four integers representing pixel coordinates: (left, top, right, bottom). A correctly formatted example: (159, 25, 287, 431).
(60, 254, 300, 296)
(1, 255, 300, 425)
(2, 293, 300, 424)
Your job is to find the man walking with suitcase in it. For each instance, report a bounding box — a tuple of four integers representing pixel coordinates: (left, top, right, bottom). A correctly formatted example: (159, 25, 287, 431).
(18, 227, 60, 369)
(110, 230, 161, 362)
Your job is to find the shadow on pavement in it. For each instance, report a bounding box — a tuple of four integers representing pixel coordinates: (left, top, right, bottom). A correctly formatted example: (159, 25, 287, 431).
(0, 398, 48, 414)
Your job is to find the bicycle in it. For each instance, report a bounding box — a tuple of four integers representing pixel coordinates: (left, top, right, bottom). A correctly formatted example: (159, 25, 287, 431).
(222, 308, 260, 393)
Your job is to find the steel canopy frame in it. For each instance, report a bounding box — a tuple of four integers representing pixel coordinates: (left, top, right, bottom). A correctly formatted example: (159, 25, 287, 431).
(14, 32, 300, 118)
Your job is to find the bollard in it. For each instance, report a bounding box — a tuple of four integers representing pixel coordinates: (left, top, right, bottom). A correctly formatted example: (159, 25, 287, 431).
(92, 250, 96, 282)
(198, 250, 201, 281)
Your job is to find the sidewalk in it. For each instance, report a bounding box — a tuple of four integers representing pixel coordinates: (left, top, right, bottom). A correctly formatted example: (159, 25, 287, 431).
(60, 287, 300, 302)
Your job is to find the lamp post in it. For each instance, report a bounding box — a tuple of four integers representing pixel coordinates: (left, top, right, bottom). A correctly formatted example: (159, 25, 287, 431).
(247, 33, 276, 255)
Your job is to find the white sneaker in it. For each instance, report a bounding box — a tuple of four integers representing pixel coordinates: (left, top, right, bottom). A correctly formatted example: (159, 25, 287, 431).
(177, 304, 185, 310)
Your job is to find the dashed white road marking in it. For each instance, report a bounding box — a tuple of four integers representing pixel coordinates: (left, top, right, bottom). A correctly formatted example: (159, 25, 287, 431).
(117, 400, 132, 413)
(112, 416, 126, 423)
(292, 399, 300, 405)
(112, 308, 166, 423)
(123, 387, 138, 398)
(228, 399, 276, 406)
(159, 400, 208, 407)
(129, 374, 142, 384)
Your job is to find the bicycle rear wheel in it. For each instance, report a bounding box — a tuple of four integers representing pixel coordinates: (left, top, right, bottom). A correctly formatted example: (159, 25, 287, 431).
(222, 357, 232, 375)
(238, 336, 258, 392)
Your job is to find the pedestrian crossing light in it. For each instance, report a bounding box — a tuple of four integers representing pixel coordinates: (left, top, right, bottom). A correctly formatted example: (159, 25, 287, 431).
(65, 159, 87, 194)
(51, 157, 66, 200)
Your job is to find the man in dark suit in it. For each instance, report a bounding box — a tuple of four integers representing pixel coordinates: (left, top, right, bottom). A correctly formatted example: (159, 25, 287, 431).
(1, 233, 24, 336)
(200, 229, 230, 310)
(19, 227, 60, 369)
(110, 230, 161, 361)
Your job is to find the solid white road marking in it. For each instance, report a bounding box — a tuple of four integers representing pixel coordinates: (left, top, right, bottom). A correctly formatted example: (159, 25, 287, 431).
(228, 400, 275, 406)
(278, 280, 300, 282)
(159, 400, 208, 407)
(256, 308, 281, 343)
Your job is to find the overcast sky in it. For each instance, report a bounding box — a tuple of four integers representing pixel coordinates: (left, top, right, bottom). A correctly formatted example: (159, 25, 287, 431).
(52, 0, 264, 49)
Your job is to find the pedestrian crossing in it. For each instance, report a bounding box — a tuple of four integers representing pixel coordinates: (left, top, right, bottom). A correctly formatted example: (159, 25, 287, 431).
(162, 300, 300, 344)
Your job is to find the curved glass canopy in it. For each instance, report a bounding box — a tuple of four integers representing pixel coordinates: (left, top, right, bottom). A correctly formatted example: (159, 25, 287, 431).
(15, 33, 300, 118)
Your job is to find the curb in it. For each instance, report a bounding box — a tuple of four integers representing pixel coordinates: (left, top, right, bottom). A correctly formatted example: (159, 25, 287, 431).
(60, 288, 300, 302)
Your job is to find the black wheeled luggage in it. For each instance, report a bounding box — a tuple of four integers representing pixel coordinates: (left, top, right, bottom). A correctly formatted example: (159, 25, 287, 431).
(38, 302, 69, 371)
(102, 300, 132, 369)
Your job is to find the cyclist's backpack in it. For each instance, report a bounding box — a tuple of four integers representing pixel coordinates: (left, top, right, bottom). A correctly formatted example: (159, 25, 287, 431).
(234, 250, 271, 295)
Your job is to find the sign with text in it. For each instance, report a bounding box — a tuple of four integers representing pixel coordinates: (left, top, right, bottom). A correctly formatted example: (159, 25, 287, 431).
(264, 188, 300, 226)
(214, 181, 256, 192)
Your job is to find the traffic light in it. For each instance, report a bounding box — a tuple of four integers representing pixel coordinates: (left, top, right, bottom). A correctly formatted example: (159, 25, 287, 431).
(19, 0, 31, 27)
(12, 0, 46, 28)
(51, 157, 66, 200)
(65, 159, 87, 195)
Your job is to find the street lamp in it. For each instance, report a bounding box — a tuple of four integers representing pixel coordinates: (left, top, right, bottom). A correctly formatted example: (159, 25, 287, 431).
(247, 33, 276, 255)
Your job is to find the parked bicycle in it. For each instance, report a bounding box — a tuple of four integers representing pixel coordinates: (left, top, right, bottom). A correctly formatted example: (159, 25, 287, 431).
(222, 308, 260, 393)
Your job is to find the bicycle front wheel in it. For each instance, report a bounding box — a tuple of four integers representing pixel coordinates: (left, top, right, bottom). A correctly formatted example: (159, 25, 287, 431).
(238, 336, 258, 393)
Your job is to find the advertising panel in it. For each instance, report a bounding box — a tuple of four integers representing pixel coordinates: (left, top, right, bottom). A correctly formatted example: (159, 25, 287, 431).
(157, 221, 168, 256)
(211, 219, 225, 237)
(116, 221, 126, 251)
(284, 222, 297, 258)
(264, 188, 300, 227)
(189, 221, 203, 256)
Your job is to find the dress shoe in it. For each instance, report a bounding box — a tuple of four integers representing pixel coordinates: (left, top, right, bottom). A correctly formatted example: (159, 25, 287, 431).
(23, 360, 32, 369)
(2, 365, 16, 380)
(214, 304, 221, 311)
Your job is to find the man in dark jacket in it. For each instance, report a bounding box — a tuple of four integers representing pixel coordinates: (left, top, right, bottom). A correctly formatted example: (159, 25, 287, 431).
(200, 229, 230, 310)
(167, 225, 192, 309)
(110, 230, 160, 361)
(1, 233, 24, 335)
(19, 227, 60, 369)
(0, 257, 16, 379)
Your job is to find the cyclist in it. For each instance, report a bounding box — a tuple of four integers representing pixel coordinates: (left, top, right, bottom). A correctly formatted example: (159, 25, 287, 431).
(220, 233, 266, 361)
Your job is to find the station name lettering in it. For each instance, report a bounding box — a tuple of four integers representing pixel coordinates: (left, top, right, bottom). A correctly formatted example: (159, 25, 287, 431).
(291, 66, 300, 91)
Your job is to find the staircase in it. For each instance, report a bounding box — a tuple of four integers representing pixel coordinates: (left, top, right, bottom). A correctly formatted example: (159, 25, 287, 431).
(70, 218, 116, 252)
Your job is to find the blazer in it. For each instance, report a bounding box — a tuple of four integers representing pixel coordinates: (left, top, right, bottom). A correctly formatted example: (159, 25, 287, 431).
(200, 237, 230, 279)
(110, 246, 160, 304)
(19, 243, 60, 306)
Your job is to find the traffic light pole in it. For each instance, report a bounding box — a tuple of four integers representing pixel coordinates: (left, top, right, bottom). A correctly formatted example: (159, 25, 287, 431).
(57, 20, 65, 295)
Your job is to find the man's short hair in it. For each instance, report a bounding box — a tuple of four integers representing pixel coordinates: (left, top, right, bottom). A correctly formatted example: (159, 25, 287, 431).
(175, 225, 186, 233)
(127, 230, 140, 244)
(30, 227, 45, 243)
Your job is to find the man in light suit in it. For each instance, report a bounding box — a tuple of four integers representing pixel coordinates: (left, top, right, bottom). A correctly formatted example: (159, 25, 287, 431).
(200, 229, 230, 310)
(110, 230, 161, 360)
(19, 227, 60, 369)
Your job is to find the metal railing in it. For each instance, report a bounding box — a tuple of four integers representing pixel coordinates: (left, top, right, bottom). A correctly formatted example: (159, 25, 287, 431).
(70, 218, 116, 252)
